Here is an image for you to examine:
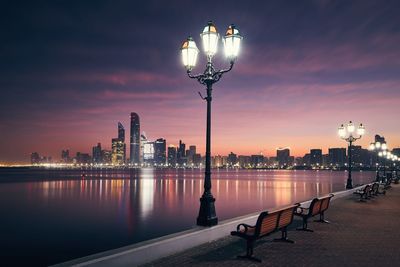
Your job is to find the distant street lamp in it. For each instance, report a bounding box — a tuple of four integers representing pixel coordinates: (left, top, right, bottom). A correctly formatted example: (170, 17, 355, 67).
(180, 21, 242, 226)
(338, 121, 365, 189)
(369, 140, 388, 182)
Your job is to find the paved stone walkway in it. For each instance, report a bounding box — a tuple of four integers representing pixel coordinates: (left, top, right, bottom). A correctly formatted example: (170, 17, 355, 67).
(144, 184, 400, 267)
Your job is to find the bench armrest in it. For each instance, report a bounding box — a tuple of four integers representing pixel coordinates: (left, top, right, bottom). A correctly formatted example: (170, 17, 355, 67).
(236, 223, 255, 233)
(296, 207, 309, 214)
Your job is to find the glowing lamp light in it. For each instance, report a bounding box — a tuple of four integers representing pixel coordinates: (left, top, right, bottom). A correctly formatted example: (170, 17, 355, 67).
(181, 36, 199, 71)
(381, 142, 388, 150)
(338, 124, 346, 138)
(382, 151, 387, 156)
(369, 143, 375, 151)
(347, 121, 355, 133)
(223, 24, 242, 61)
(357, 123, 365, 136)
(378, 151, 383, 157)
(376, 142, 381, 149)
(200, 21, 219, 57)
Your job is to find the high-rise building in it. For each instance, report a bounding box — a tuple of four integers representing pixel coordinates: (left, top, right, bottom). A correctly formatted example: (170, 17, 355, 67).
(277, 148, 290, 167)
(177, 140, 186, 166)
(112, 138, 125, 165)
(154, 138, 166, 166)
(328, 148, 346, 167)
(130, 112, 140, 165)
(167, 145, 177, 167)
(310, 149, 322, 166)
(118, 122, 125, 140)
(143, 140, 155, 164)
(31, 152, 40, 165)
(117, 122, 126, 162)
(92, 143, 102, 163)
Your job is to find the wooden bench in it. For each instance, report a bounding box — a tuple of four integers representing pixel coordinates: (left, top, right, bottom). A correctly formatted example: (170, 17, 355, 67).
(294, 194, 334, 232)
(353, 184, 372, 201)
(230, 203, 299, 262)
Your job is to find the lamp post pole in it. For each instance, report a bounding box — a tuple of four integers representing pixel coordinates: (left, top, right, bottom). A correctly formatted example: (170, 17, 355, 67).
(347, 140, 353, 189)
(338, 121, 365, 189)
(180, 22, 242, 226)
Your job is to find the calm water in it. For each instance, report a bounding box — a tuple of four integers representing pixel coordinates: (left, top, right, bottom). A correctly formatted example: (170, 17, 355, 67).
(0, 168, 374, 266)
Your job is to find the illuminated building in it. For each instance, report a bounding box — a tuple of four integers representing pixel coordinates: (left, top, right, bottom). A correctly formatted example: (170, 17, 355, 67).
(143, 140, 155, 164)
(112, 122, 126, 165)
(101, 150, 112, 164)
(130, 112, 140, 165)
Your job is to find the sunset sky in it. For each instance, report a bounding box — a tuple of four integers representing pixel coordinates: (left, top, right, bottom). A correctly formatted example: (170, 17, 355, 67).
(1, 0, 400, 163)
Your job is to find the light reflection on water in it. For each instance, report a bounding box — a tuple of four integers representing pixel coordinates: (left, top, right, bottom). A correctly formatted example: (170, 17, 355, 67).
(0, 169, 374, 266)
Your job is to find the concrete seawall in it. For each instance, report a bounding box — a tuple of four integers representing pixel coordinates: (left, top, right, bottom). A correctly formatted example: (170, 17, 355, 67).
(53, 185, 363, 267)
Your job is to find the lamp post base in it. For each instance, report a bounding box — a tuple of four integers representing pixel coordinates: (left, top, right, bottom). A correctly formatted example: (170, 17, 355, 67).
(197, 194, 218, 227)
(346, 179, 353, 189)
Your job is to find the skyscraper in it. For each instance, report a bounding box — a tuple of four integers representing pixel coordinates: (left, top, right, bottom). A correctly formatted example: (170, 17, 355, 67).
(167, 145, 177, 167)
(177, 140, 186, 166)
(154, 138, 167, 165)
(112, 138, 125, 165)
(112, 122, 126, 165)
(92, 143, 102, 163)
(130, 112, 140, 165)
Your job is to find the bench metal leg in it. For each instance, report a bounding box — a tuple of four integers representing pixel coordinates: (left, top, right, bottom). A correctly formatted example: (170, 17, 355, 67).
(273, 228, 295, 243)
(314, 212, 330, 223)
(296, 217, 314, 232)
(237, 239, 261, 262)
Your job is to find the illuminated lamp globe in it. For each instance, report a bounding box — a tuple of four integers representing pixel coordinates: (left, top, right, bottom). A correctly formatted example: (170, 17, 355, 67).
(357, 123, 365, 136)
(223, 24, 243, 61)
(369, 143, 375, 151)
(338, 124, 346, 138)
(381, 143, 388, 150)
(181, 36, 199, 71)
(347, 121, 355, 133)
(200, 21, 219, 57)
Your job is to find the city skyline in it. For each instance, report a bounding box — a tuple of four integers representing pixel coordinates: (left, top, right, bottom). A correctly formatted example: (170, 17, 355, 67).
(1, 1, 400, 163)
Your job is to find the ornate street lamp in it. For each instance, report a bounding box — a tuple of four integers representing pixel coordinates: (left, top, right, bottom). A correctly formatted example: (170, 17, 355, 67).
(338, 121, 365, 189)
(181, 21, 243, 226)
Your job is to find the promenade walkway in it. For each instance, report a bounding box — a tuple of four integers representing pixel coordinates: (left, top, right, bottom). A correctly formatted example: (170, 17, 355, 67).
(144, 184, 400, 266)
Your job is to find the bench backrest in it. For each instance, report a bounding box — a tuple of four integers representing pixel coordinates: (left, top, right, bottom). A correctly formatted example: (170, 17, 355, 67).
(310, 198, 322, 216)
(319, 194, 334, 213)
(255, 204, 299, 238)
